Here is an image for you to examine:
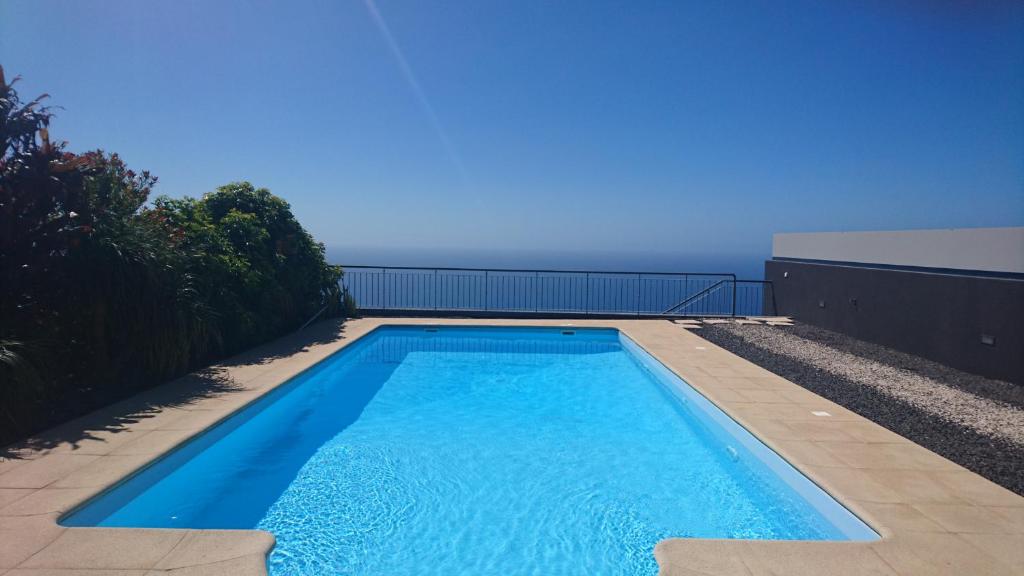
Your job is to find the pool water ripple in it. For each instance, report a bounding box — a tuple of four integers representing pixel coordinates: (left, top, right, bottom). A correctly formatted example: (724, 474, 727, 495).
(63, 327, 875, 575)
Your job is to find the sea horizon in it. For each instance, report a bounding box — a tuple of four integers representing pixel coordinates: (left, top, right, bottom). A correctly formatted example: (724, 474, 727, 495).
(327, 246, 769, 280)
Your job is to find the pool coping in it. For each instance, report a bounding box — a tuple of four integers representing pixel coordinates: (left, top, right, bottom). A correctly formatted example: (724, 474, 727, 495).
(1, 317, 1021, 575)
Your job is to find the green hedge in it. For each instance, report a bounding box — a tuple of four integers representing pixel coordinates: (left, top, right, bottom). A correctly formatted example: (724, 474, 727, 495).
(0, 67, 352, 445)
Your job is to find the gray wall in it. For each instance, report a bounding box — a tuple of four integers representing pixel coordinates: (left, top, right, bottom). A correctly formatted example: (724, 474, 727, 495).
(765, 260, 1024, 384)
(773, 227, 1024, 274)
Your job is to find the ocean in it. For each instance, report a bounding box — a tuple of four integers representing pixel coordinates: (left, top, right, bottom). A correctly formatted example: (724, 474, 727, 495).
(326, 247, 767, 280)
(326, 246, 772, 316)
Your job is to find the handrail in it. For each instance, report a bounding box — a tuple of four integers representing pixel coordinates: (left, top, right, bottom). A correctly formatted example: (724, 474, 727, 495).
(662, 279, 730, 314)
(339, 264, 737, 277)
(340, 265, 769, 318)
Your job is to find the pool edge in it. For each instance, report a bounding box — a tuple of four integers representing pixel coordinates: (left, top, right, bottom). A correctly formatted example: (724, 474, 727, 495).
(616, 329, 880, 541)
(1, 317, 1020, 575)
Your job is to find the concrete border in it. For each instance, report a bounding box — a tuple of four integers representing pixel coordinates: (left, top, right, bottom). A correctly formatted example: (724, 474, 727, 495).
(1, 318, 1021, 575)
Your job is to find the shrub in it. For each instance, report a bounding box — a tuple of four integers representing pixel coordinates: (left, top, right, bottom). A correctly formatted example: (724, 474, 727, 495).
(0, 66, 349, 445)
(153, 182, 347, 355)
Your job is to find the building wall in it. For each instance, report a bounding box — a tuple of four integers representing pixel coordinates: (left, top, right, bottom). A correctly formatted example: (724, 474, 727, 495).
(773, 228, 1024, 274)
(765, 260, 1024, 384)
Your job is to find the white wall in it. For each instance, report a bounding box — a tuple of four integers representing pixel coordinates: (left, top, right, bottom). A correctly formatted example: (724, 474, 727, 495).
(772, 227, 1024, 274)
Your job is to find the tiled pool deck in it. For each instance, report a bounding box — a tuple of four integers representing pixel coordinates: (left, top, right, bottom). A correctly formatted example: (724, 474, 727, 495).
(1, 318, 1021, 575)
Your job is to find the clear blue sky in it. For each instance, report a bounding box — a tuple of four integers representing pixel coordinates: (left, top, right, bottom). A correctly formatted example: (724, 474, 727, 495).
(2, 0, 1022, 263)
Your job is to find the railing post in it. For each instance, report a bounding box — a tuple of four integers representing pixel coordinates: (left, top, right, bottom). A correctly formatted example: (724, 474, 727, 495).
(731, 276, 737, 317)
(635, 273, 641, 317)
(434, 269, 438, 311)
(534, 271, 539, 313)
(684, 274, 689, 317)
(482, 270, 488, 312)
(585, 272, 590, 315)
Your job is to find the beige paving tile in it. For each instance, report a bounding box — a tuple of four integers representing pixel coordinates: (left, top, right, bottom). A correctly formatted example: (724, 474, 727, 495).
(654, 539, 753, 576)
(69, 400, 181, 433)
(740, 542, 896, 576)
(683, 373, 743, 389)
(215, 365, 274, 386)
(932, 470, 1024, 508)
(0, 488, 95, 518)
(776, 387, 833, 404)
(233, 371, 291, 392)
(871, 532, 1015, 575)
(734, 389, 795, 404)
(658, 558, 751, 576)
(779, 421, 860, 442)
(704, 376, 792, 390)
(21, 529, 186, 570)
(0, 457, 29, 476)
(17, 428, 153, 458)
(731, 418, 796, 440)
(765, 440, 849, 468)
(913, 504, 1022, 534)
(117, 408, 193, 432)
(4, 565, 148, 569)
(727, 403, 863, 422)
(803, 467, 904, 503)
(0, 456, 101, 490)
(135, 379, 245, 411)
(991, 506, 1024, 531)
(0, 515, 66, 569)
(242, 369, 308, 390)
(145, 553, 267, 576)
(853, 502, 948, 533)
(860, 470, 968, 505)
(957, 533, 1024, 569)
(108, 430, 197, 457)
(23, 404, 191, 441)
(51, 455, 154, 489)
(700, 387, 749, 403)
(0, 490, 33, 510)
(153, 530, 274, 570)
(172, 391, 265, 415)
(150, 411, 226, 433)
(817, 441, 962, 471)
(836, 421, 908, 444)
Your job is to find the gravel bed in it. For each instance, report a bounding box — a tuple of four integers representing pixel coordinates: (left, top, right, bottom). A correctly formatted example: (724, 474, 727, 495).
(697, 322, 1024, 496)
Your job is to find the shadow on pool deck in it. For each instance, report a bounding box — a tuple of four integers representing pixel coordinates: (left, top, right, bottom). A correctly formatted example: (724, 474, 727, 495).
(0, 318, 352, 462)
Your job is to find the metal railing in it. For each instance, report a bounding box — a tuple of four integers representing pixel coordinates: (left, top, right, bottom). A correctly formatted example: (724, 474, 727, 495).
(340, 265, 775, 318)
(735, 279, 776, 318)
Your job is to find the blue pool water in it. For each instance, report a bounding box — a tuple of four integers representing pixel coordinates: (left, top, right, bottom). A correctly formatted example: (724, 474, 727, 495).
(63, 326, 876, 575)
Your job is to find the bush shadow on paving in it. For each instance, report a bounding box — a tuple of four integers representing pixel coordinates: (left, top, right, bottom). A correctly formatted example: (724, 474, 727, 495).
(0, 318, 350, 462)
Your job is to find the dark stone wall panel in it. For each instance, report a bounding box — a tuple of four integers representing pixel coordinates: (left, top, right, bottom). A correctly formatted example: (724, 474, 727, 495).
(765, 260, 1024, 384)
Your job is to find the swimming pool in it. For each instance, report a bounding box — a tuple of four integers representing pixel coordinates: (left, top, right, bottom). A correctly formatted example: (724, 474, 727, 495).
(63, 326, 876, 575)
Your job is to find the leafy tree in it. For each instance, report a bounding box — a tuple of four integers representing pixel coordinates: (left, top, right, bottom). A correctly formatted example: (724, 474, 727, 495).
(1, 64, 94, 433)
(0, 66, 351, 444)
(153, 182, 346, 355)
